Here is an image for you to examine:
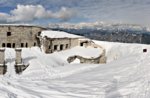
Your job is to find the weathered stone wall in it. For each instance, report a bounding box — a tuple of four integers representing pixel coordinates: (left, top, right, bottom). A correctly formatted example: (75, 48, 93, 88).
(70, 38, 79, 48)
(67, 43, 107, 64)
(0, 49, 6, 75)
(0, 25, 46, 48)
(0, 49, 5, 64)
(15, 48, 22, 64)
(67, 54, 106, 64)
(0, 66, 7, 75)
(99, 50, 107, 63)
(41, 37, 80, 53)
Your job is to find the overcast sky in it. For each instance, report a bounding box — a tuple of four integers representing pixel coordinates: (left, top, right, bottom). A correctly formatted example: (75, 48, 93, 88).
(0, 0, 149, 26)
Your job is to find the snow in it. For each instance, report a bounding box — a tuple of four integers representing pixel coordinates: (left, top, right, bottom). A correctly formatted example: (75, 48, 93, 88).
(41, 30, 82, 38)
(0, 40, 150, 98)
(59, 46, 102, 58)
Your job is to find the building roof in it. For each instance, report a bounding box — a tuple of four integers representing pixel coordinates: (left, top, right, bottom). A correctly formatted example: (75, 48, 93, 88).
(0, 24, 47, 29)
(41, 30, 83, 38)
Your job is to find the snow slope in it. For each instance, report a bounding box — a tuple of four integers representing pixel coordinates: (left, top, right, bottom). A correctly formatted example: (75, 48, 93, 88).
(0, 41, 150, 98)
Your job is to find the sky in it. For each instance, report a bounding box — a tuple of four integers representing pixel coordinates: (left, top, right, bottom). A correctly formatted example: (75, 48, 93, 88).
(0, 0, 150, 26)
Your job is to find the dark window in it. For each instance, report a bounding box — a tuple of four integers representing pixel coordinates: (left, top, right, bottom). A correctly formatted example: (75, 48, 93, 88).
(7, 43, 11, 48)
(80, 43, 84, 46)
(38, 32, 41, 36)
(49, 45, 51, 49)
(21, 43, 24, 47)
(12, 43, 15, 48)
(26, 43, 28, 47)
(7, 32, 11, 36)
(143, 49, 147, 53)
(2, 43, 5, 47)
(66, 44, 68, 49)
(60, 44, 63, 50)
(54, 45, 57, 50)
(34, 42, 36, 46)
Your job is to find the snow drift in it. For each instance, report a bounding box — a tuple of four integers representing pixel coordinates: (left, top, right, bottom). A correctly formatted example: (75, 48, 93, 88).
(0, 41, 150, 98)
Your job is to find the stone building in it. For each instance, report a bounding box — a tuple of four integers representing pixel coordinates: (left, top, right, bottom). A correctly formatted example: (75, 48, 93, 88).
(39, 30, 83, 53)
(0, 24, 46, 48)
(0, 25, 106, 74)
(0, 24, 46, 74)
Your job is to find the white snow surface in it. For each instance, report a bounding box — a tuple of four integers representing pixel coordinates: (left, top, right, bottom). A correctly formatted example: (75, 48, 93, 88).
(41, 30, 82, 38)
(0, 41, 150, 98)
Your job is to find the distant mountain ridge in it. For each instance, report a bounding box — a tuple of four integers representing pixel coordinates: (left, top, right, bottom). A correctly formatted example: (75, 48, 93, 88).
(49, 22, 150, 44)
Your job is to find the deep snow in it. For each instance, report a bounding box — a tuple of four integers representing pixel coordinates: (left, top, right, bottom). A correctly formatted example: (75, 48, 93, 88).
(0, 41, 150, 98)
(41, 30, 82, 38)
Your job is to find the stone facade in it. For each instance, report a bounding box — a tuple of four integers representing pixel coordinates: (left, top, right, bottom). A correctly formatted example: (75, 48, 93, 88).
(0, 25, 46, 48)
(0, 48, 5, 64)
(0, 49, 7, 75)
(0, 66, 7, 75)
(41, 36, 79, 53)
(15, 48, 22, 64)
(0, 25, 45, 75)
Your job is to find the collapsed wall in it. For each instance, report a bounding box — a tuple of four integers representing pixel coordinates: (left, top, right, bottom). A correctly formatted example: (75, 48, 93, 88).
(0, 25, 107, 75)
(67, 50, 106, 64)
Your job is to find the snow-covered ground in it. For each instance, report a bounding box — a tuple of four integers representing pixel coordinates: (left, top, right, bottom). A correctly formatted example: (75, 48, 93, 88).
(0, 41, 150, 98)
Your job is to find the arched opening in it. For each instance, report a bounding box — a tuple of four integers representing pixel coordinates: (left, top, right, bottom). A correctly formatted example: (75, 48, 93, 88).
(21, 43, 24, 47)
(60, 44, 63, 50)
(2, 43, 5, 47)
(54, 45, 57, 51)
(66, 44, 68, 49)
(34, 42, 36, 46)
(7, 43, 11, 48)
(12, 43, 15, 48)
(38, 32, 41, 36)
(49, 45, 51, 49)
(80, 43, 84, 46)
(26, 43, 28, 47)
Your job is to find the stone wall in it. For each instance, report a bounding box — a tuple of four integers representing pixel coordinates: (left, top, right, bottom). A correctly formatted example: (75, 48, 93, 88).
(0, 65, 7, 75)
(41, 37, 80, 53)
(15, 48, 22, 64)
(0, 25, 46, 48)
(70, 38, 79, 48)
(0, 48, 5, 64)
(67, 54, 106, 64)
(67, 43, 107, 64)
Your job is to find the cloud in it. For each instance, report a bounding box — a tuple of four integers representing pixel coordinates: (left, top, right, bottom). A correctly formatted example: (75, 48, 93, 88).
(0, 4, 77, 23)
(0, 12, 9, 20)
(53, 7, 77, 21)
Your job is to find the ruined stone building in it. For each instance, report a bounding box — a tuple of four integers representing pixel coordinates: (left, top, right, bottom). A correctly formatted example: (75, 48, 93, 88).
(0, 25, 46, 74)
(0, 25, 46, 48)
(39, 30, 85, 53)
(0, 25, 106, 74)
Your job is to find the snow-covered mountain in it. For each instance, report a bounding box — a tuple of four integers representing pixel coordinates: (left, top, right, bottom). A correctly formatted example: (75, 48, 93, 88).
(0, 40, 150, 98)
(49, 22, 148, 31)
(49, 22, 150, 44)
